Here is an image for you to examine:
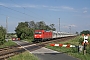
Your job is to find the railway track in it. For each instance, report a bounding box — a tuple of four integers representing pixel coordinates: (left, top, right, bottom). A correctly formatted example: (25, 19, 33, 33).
(0, 46, 25, 60)
(0, 36, 76, 60)
(36, 36, 77, 45)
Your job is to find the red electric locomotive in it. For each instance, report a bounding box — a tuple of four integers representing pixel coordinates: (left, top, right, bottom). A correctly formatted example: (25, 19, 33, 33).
(34, 30, 52, 42)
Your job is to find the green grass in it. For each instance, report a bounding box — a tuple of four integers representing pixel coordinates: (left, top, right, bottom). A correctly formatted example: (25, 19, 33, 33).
(23, 37, 34, 43)
(46, 36, 90, 60)
(24, 39, 33, 43)
(0, 40, 17, 48)
(8, 51, 39, 60)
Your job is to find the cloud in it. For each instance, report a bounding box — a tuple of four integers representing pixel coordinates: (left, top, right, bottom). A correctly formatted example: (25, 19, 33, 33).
(49, 9, 60, 11)
(9, 4, 38, 8)
(83, 7, 88, 10)
(0, 2, 76, 12)
(61, 6, 74, 10)
(49, 6, 75, 12)
(24, 5, 38, 8)
(42, 5, 49, 8)
(12, 5, 21, 7)
(63, 25, 69, 28)
(0, 2, 38, 8)
(83, 10, 87, 13)
(49, 6, 74, 10)
(69, 24, 77, 27)
(63, 24, 77, 29)
(82, 7, 88, 14)
(12, 4, 76, 12)
(0, 2, 4, 5)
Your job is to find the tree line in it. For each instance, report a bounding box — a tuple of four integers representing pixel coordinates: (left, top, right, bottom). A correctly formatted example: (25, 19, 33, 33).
(15, 21, 56, 39)
(80, 30, 90, 35)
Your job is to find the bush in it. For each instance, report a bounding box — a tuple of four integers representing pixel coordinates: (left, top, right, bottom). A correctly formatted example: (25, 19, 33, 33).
(85, 37, 90, 54)
(0, 40, 17, 48)
(86, 45, 90, 54)
(0, 38, 6, 45)
(0, 26, 6, 45)
(79, 37, 84, 45)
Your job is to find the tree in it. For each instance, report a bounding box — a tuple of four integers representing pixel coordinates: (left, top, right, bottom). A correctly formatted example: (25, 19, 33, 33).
(36, 21, 46, 30)
(35, 21, 56, 30)
(80, 30, 90, 35)
(0, 26, 6, 45)
(45, 25, 51, 30)
(75, 32, 79, 35)
(28, 21, 36, 29)
(15, 22, 33, 39)
(49, 24, 56, 31)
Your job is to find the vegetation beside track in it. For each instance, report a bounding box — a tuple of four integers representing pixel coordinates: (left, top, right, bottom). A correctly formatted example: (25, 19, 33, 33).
(24, 36, 34, 43)
(8, 51, 38, 60)
(0, 40, 17, 48)
(46, 36, 90, 60)
(0, 26, 6, 45)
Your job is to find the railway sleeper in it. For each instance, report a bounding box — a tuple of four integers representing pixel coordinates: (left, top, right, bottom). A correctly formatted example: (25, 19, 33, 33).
(0, 53, 15, 60)
(0, 48, 25, 56)
(0, 49, 25, 60)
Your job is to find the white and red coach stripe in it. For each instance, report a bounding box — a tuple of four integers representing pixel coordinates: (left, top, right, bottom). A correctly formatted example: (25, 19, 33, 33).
(50, 44, 76, 48)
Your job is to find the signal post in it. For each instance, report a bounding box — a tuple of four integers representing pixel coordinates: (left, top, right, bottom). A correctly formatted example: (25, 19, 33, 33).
(82, 34, 89, 55)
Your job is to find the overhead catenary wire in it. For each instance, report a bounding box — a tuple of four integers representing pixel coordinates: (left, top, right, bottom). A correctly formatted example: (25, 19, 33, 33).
(0, 13, 26, 21)
(0, 0, 55, 29)
(10, 0, 48, 20)
(0, 4, 42, 20)
(0, 0, 54, 23)
(0, 7, 31, 21)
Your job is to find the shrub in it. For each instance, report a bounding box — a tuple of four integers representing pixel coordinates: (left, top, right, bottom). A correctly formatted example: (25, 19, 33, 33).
(0, 26, 6, 45)
(79, 37, 84, 45)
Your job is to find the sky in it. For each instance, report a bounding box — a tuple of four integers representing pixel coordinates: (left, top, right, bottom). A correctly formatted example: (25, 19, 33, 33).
(0, 0, 90, 33)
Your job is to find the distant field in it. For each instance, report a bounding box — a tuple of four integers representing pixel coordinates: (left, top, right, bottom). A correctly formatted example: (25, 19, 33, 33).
(46, 36, 90, 60)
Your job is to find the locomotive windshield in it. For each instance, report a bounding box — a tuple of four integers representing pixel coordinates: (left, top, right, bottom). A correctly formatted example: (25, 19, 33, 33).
(35, 32, 42, 34)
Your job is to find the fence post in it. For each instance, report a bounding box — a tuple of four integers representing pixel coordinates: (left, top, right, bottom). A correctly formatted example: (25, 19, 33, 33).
(83, 42, 87, 55)
(77, 45, 79, 53)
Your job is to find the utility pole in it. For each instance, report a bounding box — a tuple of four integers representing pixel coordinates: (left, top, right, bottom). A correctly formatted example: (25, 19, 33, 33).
(69, 26, 71, 34)
(6, 17, 7, 39)
(6, 17, 9, 39)
(59, 18, 60, 32)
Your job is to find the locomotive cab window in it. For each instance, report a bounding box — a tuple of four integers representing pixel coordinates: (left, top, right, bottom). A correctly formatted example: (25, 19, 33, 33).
(35, 32, 42, 34)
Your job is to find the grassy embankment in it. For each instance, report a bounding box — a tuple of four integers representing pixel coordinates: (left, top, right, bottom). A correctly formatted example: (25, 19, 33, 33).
(23, 37, 34, 43)
(0, 40, 17, 48)
(46, 36, 90, 60)
(8, 51, 38, 60)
